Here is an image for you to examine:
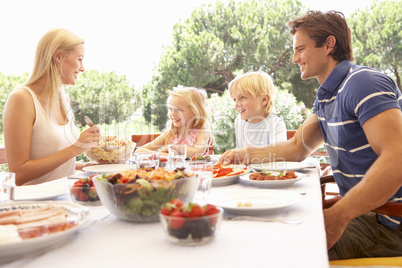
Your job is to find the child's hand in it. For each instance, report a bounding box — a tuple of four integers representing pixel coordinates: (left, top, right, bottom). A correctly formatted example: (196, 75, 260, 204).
(158, 147, 169, 153)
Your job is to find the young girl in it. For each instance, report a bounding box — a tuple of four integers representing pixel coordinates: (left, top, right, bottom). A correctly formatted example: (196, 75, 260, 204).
(229, 71, 287, 148)
(136, 86, 213, 157)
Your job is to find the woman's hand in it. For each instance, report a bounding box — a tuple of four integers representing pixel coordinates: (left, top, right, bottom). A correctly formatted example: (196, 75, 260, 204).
(73, 125, 101, 153)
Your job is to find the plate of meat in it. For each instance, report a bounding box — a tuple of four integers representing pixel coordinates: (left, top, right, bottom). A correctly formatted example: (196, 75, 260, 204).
(0, 201, 89, 263)
(239, 171, 306, 188)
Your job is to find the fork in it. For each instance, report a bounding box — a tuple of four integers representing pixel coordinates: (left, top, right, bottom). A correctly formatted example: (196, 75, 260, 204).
(224, 215, 302, 224)
(83, 116, 111, 150)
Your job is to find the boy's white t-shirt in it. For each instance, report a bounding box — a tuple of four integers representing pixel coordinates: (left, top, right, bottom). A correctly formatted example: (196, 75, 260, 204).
(235, 113, 287, 148)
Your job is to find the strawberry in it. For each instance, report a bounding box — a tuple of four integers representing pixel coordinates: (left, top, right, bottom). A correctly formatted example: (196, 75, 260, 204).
(79, 192, 88, 201)
(161, 206, 172, 216)
(169, 209, 185, 229)
(169, 198, 183, 208)
(203, 204, 220, 225)
(73, 181, 83, 187)
(183, 203, 204, 218)
(203, 204, 220, 216)
(71, 187, 81, 198)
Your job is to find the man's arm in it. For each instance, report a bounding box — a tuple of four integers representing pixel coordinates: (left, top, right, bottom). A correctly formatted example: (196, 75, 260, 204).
(220, 114, 324, 164)
(324, 108, 402, 249)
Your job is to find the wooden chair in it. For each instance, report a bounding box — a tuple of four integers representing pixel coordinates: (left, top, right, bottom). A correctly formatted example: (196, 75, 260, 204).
(286, 130, 296, 140)
(131, 134, 214, 155)
(131, 134, 161, 147)
(320, 175, 402, 266)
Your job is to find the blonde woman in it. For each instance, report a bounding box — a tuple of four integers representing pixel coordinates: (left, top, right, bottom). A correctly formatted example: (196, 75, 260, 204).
(3, 28, 100, 185)
(229, 71, 287, 148)
(136, 86, 213, 157)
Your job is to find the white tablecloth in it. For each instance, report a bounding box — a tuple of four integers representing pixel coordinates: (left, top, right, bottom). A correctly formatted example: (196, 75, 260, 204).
(3, 162, 329, 268)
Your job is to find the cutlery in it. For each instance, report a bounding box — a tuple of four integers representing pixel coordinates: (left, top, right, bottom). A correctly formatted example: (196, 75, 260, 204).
(224, 215, 302, 224)
(83, 116, 113, 150)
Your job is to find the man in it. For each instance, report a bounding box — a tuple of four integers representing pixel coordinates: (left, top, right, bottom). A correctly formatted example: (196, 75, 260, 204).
(219, 10, 402, 260)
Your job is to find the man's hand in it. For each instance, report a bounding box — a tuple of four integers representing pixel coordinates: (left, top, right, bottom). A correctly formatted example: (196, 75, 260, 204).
(323, 207, 349, 249)
(218, 147, 249, 165)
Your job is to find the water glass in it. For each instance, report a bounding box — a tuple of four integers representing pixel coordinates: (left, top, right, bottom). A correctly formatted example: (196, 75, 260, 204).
(0, 172, 15, 203)
(186, 161, 213, 201)
(168, 144, 187, 169)
(130, 152, 159, 169)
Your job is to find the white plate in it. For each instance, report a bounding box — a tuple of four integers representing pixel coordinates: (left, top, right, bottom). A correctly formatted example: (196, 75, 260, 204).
(0, 201, 89, 263)
(15, 185, 69, 201)
(209, 189, 301, 215)
(82, 164, 130, 174)
(239, 172, 306, 188)
(249, 162, 310, 171)
(212, 170, 249, 187)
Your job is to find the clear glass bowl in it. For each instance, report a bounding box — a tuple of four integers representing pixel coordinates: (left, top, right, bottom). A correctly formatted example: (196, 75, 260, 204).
(85, 137, 135, 164)
(159, 207, 223, 245)
(70, 185, 102, 206)
(93, 173, 198, 222)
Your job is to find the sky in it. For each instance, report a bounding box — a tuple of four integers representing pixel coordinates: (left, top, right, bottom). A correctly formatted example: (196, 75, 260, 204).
(0, 0, 373, 88)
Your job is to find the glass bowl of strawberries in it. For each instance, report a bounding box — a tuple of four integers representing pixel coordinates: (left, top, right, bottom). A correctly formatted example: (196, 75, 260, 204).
(159, 199, 223, 245)
(70, 177, 102, 206)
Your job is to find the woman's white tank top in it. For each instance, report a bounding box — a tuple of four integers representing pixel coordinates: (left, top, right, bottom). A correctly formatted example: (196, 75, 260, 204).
(22, 87, 79, 185)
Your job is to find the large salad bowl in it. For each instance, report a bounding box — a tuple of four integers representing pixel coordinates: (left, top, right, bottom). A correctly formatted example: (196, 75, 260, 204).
(93, 168, 198, 222)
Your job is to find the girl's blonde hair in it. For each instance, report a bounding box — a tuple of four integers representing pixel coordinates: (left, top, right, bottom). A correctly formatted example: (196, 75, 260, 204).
(24, 28, 84, 121)
(228, 71, 275, 114)
(166, 86, 211, 142)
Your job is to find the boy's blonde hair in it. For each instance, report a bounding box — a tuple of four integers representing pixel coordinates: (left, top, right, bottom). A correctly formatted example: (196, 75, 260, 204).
(228, 71, 275, 114)
(166, 86, 211, 141)
(24, 28, 84, 120)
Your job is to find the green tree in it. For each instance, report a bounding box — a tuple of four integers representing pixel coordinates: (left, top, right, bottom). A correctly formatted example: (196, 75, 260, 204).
(348, 0, 402, 89)
(142, 0, 318, 131)
(0, 73, 29, 134)
(67, 69, 141, 127)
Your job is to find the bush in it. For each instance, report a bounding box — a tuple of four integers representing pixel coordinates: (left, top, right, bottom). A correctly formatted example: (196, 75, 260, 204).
(208, 89, 310, 154)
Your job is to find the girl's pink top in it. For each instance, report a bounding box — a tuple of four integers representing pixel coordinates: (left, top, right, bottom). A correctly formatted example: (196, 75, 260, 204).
(170, 129, 208, 155)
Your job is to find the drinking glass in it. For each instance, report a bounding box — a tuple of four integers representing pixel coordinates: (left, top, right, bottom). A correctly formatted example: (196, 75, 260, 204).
(168, 144, 187, 169)
(186, 161, 213, 202)
(130, 152, 159, 169)
(0, 172, 15, 203)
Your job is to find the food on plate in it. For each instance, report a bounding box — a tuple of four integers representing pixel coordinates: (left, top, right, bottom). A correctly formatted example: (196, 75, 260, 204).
(0, 225, 22, 244)
(70, 177, 101, 205)
(0, 205, 77, 241)
(191, 155, 212, 162)
(85, 136, 135, 164)
(93, 168, 198, 222)
(159, 199, 223, 244)
(213, 163, 247, 178)
(237, 201, 253, 207)
(249, 170, 297, 181)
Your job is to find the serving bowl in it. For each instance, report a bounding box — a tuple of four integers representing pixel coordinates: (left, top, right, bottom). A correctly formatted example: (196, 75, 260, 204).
(93, 168, 198, 222)
(85, 136, 135, 164)
(159, 203, 223, 245)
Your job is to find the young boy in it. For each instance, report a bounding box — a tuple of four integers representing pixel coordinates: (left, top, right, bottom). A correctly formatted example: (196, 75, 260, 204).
(229, 71, 287, 148)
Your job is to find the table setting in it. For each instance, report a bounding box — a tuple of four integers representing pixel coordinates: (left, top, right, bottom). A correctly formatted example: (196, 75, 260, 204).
(0, 146, 329, 267)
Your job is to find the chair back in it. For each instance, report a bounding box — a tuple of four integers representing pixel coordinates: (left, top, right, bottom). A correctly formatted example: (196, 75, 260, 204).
(131, 134, 161, 147)
(286, 130, 296, 140)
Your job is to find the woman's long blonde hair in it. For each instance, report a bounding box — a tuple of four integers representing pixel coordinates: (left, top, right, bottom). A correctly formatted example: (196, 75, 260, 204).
(24, 28, 84, 121)
(165, 86, 212, 143)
